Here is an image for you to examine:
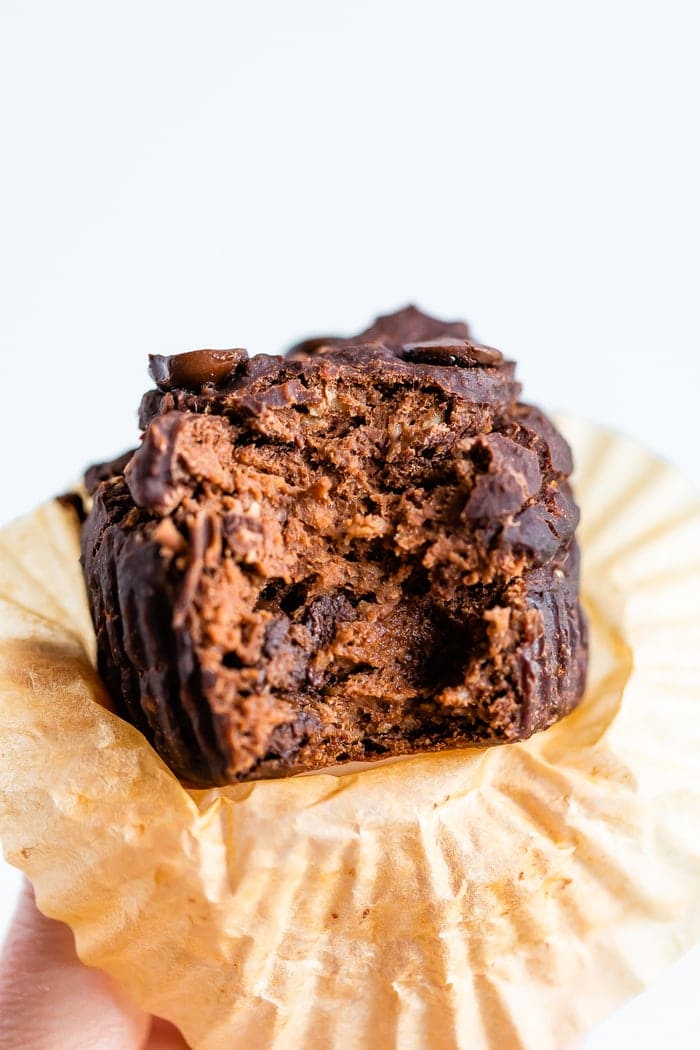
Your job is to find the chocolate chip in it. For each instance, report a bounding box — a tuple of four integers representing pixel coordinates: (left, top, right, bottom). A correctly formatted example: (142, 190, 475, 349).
(149, 348, 248, 392)
(400, 338, 503, 368)
(286, 305, 471, 358)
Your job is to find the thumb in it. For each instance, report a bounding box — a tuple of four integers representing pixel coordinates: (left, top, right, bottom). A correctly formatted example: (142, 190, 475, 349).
(0, 879, 150, 1050)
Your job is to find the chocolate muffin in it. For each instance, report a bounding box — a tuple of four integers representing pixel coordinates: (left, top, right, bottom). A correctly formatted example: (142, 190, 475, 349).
(81, 307, 587, 787)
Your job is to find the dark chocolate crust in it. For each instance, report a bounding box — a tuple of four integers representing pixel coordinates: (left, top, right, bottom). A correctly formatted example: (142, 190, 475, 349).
(81, 307, 587, 786)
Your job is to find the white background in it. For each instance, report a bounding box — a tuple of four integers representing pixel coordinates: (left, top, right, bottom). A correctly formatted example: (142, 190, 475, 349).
(1, 2, 699, 1046)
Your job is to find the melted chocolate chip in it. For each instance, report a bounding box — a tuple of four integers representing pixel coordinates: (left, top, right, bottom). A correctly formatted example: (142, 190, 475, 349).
(400, 338, 503, 368)
(285, 305, 471, 359)
(149, 349, 248, 392)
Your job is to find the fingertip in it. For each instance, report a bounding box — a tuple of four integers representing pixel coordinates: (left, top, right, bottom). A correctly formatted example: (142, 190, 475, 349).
(0, 879, 150, 1049)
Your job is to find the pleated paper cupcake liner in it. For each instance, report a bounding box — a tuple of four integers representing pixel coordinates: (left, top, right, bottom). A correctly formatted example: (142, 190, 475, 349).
(0, 416, 699, 1049)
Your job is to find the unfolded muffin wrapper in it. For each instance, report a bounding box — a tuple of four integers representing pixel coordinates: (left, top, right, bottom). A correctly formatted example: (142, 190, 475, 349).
(1, 417, 699, 1050)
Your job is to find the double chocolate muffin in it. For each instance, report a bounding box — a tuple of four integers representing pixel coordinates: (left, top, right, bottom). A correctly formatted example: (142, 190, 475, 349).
(81, 307, 587, 787)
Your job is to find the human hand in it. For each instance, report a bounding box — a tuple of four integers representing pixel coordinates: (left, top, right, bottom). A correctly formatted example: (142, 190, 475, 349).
(0, 880, 188, 1049)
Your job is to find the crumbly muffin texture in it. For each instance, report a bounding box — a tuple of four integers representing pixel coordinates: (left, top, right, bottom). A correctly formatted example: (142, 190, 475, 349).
(81, 307, 587, 786)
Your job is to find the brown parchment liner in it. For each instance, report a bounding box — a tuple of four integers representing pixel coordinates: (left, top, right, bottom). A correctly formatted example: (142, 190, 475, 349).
(1, 417, 699, 1050)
